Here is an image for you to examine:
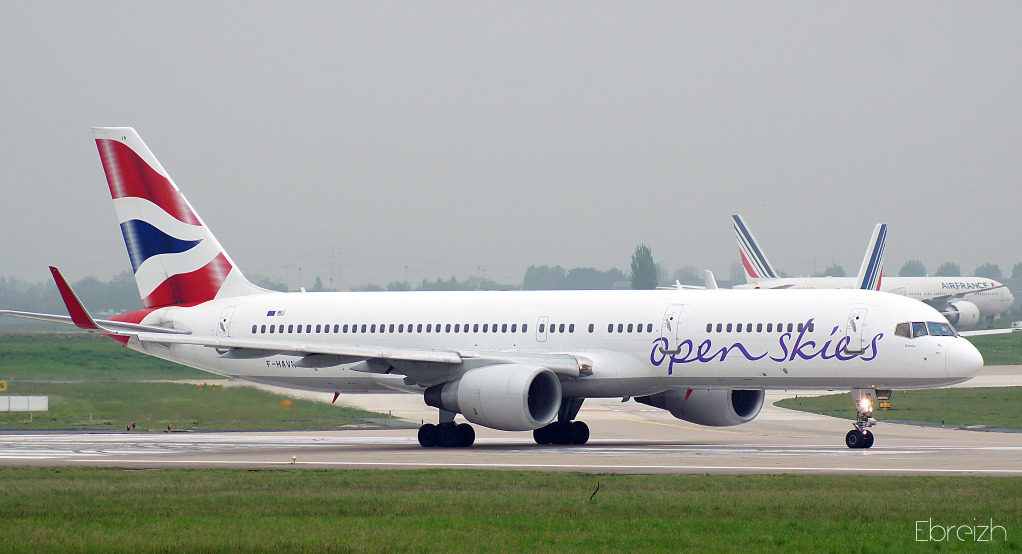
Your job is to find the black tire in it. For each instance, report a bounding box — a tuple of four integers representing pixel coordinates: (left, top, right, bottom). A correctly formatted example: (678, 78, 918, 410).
(552, 422, 573, 445)
(863, 430, 874, 449)
(533, 425, 552, 445)
(438, 423, 460, 448)
(417, 424, 438, 448)
(570, 421, 590, 445)
(845, 429, 863, 449)
(456, 423, 475, 447)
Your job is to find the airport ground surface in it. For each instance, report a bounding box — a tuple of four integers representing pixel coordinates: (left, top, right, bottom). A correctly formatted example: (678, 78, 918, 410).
(1, 366, 1020, 476)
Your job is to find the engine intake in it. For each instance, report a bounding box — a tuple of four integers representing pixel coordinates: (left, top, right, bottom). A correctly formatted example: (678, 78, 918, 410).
(424, 364, 561, 431)
(635, 389, 764, 426)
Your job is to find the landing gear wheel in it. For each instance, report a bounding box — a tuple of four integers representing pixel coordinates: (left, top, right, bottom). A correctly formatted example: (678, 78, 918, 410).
(456, 423, 475, 447)
(845, 430, 862, 449)
(534, 421, 590, 445)
(845, 429, 874, 449)
(570, 421, 590, 445)
(438, 423, 460, 448)
(417, 424, 438, 448)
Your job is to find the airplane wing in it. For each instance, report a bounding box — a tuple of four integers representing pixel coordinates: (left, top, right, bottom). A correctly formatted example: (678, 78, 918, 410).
(958, 327, 1020, 337)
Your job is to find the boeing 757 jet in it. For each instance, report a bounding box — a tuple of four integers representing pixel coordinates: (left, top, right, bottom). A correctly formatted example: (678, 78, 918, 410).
(0, 129, 985, 449)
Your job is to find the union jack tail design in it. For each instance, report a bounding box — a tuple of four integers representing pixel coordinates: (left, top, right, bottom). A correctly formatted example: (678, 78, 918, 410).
(94, 127, 265, 308)
(732, 214, 778, 281)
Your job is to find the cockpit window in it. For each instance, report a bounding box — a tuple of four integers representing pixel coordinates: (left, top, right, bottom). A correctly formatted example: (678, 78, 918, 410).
(895, 322, 910, 338)
(898, 321, 959, 338)
(911, 322, 928, 337)
(927, 322, 957, 337)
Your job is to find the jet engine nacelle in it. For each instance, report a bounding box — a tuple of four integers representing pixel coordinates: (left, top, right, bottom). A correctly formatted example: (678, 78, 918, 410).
(945, 300, 981, 329)
(424, 364, 561, 431)
(635, 389, 764, 426)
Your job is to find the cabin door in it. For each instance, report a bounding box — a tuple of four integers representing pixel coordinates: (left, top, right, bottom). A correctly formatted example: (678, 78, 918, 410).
(844, 307, 868, 353)
(660, 304, 685, 346)
(216, 306, 236, 338)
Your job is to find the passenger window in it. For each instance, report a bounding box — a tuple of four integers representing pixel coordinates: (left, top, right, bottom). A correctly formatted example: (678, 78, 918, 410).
(252, 325, 257, 333)
(512, 324, 518, 333)
(608, 324, 614, 333)
(473, 324, 479, 332)
(502, 324, 508, 333)
(617, 323, 624, 333)
(568, 324, 573, 333)
(314, 324, 320, 333)
(786, 323, 793, 332)
(716, 323, 722, 332)
(736, 323, 742, 333)
(426, 324, 432, 333)
(808, 322, 814, 332)
(589, 324, 594, 333)
(627, 324, 633, 333)
(361, 324, 367, 333)
(370, 324, 376, 333)
(726, 323, 732, 332)
(539, 324, 545, 333)
(269, 325, 275, 334)
(522, 324, 528, 333)
(296, 325, 301, 334)
(417, 324, 423, 333)
(766, 323, 772, 332)
(756, 323, 763, 332)
(797, 323, 803, 332)
(445, 324, 452, 333)
(388, 324, 394, 333)
(558, 324, 564, 333)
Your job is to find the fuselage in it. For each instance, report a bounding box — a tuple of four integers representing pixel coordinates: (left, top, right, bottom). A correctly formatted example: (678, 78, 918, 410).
(124, 288, 983, 396)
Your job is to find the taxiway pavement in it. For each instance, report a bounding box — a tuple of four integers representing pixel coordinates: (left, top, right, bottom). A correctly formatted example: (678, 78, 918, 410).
(1, 367, 1019, 475)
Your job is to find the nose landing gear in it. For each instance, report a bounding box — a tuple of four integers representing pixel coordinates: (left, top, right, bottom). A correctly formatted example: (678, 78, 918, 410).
(846, 394, 876, 449)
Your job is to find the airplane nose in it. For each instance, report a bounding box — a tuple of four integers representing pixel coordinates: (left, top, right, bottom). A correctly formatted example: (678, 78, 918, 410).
(946, 340, 983, 381)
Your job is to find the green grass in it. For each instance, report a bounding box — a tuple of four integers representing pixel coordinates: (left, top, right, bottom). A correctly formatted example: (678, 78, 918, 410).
(776, 387, 1022, 430)
(0, 468, 1017, 552)
(0, 382, 385, 431)
(969, 332, 1022, 365)
(0, 333, 211, 380)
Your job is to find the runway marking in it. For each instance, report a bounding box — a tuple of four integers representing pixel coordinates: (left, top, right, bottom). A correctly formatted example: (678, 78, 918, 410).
(44, 458, 1022, 475)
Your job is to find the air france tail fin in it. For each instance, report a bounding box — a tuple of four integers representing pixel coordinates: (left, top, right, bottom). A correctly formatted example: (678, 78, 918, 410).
(93, 127, 266, 308)
(732, 214, 778, 281)
(853, 224, 886, 291)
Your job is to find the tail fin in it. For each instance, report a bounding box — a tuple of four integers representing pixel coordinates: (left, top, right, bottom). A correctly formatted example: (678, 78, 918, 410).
(732, 214, 778, 281)
(853, 224, 886, 291)
(93, 127, 264, 307)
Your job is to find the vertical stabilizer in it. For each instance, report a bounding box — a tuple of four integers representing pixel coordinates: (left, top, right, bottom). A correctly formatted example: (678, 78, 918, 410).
(732, 214, 778, 281)
(93, 127, 265, 307)
(854, 224, 886, 291)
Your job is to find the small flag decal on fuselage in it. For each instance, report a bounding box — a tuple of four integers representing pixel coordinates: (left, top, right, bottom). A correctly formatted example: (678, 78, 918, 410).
(266, 310, 286, 316)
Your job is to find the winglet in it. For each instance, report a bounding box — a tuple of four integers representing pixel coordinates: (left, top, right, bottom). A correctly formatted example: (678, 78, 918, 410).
(853, 224, 886, 291)
(732, 214, 778, 281)
(49, 266, 103, 330)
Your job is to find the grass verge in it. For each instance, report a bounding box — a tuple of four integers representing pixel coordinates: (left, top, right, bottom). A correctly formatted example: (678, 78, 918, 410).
(0, 468, 1018, 551)
(967, 331, 1022, 365)
(775, 387, 1022, 430)
(0, 333, 211, 380)
(0, 382, 385, 431)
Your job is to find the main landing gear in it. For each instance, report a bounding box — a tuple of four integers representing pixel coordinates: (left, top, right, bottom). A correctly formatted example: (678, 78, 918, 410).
(533, 398, 590, 446)
(846, 392, 877, 449)
(418, 409, 475, 448)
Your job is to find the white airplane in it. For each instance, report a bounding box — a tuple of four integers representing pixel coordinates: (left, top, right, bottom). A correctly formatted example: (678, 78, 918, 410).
(732, 214, 1015, 330)
(0, 129, 984, 450)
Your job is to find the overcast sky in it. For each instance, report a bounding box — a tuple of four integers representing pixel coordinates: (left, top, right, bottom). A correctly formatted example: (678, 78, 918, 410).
(2, 3, 1020, 290)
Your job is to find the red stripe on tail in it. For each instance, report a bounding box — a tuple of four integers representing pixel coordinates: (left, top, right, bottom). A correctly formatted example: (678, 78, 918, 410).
(142, 253, 233, 308)
(96, 139, 201, 225)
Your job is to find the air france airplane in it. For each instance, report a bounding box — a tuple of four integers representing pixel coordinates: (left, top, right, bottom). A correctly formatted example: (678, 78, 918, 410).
(0, 129, 984, 450)
(732, 214, 1015, 330)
